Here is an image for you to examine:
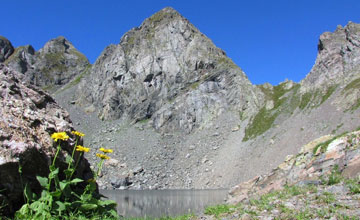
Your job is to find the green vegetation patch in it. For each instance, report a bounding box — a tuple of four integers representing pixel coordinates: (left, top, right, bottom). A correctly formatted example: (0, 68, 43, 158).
(204, 204, 236, 218)
(56, 64, 92, 93)
(344, 77, 360, 92)
(312, 132, 346, 155)
(299, 92, 313, 109)
(320, 85, 337, 104)
(346, 178, 360, 194)
(190, 81, 200, 90)
(69, 49, 88, 62)
(148, 10, 168, 24)
(243, 83, 300, 141)
(216, 57, 239, 69)
(9, 131, 119, 220)
(243, 107, 277, 141)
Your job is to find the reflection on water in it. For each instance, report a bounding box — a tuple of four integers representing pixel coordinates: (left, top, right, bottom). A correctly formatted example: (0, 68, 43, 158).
(100, 189, 228, 218)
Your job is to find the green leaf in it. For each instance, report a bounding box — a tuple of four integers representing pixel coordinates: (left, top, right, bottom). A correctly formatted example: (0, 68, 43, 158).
(49, 167, 59, 179)
(65, 155, 74, 164)
(80, 193, 92, 202)
(70, 178, 83, 184)
(36, 176, 48, 188)
(50, 190, 62, 199)
(98, 199, 117, 207)
(80, 203, 98, 210)
(24, 184, 33, 202)
(49, 164, 56, 172)
(64, 169, 73, 179)
(55, 201, 66, 213)
(59, 181, 69, 191)
(16, 204, 30, 216)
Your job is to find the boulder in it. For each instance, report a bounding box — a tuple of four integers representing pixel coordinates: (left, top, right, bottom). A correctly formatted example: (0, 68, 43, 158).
(0, 64, 93, 216)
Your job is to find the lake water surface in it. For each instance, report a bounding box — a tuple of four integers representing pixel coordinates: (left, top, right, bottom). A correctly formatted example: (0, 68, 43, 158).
(100, 189, 229, 218)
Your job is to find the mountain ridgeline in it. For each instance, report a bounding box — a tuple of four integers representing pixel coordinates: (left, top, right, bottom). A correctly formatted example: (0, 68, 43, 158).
(0, 36, 89, 92)
(1, 7, 360, 190)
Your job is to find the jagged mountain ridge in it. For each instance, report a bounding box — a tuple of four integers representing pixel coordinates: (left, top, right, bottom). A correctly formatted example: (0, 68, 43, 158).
(301, 22, 360, 91)
(76, 7, 263, 133)
(0, 36, 90, 92)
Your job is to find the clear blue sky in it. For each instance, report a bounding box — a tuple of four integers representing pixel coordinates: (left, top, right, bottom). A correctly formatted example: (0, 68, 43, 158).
(2, 0, 360, 85)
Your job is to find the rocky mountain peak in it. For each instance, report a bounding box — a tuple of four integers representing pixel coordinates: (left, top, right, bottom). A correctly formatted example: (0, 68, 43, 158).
(77, 7, 261, 133)
(39, 36, 75, 54)
(144, 7, 182, 24)
(0, 36, 89, 91)
(301, 21, 360, 91)
(0, 36, 14, 62)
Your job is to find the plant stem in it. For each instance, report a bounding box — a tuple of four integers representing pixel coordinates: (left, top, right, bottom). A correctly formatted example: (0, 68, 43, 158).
(52, 144, 61, 167)
(49, 144, 61, 190)
(70, 152, 83, 180)
(68, 138, 79, 170)
(96, 159, 105, 179)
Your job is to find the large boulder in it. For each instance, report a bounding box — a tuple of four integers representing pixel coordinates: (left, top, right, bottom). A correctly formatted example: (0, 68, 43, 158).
(0, 64, 93, 216)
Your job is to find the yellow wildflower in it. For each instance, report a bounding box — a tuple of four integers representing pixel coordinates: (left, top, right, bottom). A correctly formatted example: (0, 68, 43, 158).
(76, 145, 90, 153)
(51, 132, 69, 142)
(71, 131, 85, 137)
(96, 153, 110, 160)
(99, 147, 113, 153)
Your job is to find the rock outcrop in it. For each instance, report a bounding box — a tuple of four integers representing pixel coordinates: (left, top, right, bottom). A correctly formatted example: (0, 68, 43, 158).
(1, 36, 90, 92)
(0, 64, 92, 215)
(0, 36, 14, 62)
(301, 22, 360, 91)
(77, 7, 262, 133)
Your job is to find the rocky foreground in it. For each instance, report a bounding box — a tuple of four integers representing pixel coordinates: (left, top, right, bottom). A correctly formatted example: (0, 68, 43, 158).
(0, 64, 93, 216)
(200, 130, 360, 219)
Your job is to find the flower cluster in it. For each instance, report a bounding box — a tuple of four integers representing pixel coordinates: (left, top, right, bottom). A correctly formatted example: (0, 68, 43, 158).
(96, 147, 113, 160)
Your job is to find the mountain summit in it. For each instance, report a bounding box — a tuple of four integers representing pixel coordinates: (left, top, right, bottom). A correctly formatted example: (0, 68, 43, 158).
(76, 7, 262, 133)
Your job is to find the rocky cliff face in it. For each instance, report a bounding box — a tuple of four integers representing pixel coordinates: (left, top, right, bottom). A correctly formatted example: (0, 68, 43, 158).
(0, 64, 92, 215)
(0, 36, 90, 92)
(301, 22, 360, 91)
(76, 7, 262, 133)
